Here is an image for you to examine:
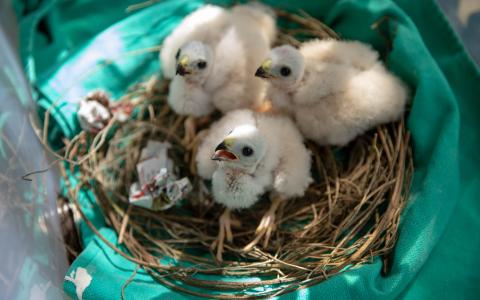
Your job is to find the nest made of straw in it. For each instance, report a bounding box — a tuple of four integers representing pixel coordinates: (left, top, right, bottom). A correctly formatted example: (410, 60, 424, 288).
(58, 8, 413, 299)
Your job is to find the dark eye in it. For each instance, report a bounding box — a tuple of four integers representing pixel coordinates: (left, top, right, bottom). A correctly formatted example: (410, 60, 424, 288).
(242, 146, 254, 157)
(197, 61, 207, 69)
(175, 49, 180, 60)
(280, 66, 291, 77)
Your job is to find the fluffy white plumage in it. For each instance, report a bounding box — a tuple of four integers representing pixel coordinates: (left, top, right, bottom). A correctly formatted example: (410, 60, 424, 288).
(160, 5, 230, 79)
(196, 109, 312, 209)
(163, 4, 276, 116)
(255, 39, 409, 146)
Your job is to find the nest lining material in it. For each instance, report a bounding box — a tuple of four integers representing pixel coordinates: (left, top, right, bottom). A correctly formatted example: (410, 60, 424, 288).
(56, 9, 413, 299)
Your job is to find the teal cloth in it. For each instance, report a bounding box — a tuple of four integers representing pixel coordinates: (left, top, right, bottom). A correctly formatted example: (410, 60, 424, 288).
(16, 0, 480, 298)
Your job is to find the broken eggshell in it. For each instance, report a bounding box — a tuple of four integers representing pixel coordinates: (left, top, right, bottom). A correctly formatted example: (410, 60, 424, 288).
(128, 140, 192, 211)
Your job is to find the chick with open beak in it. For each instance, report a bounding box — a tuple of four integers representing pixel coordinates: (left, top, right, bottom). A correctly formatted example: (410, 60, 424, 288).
(211, 126, 266, 174)
(211, 139, 238, 161)
(209, 125, 268, 261)
(195, 109, 312, 261)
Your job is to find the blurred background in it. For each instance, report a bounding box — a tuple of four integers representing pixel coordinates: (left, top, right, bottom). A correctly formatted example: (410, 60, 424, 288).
(437, 0, 479, 64)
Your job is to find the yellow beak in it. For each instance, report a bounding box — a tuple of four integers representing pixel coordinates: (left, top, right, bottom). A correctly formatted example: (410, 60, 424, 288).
(255, 59, 275, 79)
(176, 56, 191, 76)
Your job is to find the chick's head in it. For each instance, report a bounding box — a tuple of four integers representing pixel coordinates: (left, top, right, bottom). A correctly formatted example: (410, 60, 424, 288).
(175, 41, 213, 84)
(211, 125, 267, 172)
(255, 45, 305, 90)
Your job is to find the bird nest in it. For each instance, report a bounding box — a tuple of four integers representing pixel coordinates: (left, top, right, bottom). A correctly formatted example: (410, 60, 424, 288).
(57, 8, 413, 299)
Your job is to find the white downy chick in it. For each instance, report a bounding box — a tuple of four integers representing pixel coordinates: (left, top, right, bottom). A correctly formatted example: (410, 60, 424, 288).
(255, 39, 408, 146)
(196, 109, 311, 259)
(196, 109, 312, 209)
(166, 4, 276, 116)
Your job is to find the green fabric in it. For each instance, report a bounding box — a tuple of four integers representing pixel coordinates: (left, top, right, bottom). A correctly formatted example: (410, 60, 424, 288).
(16, 0, 480, 298)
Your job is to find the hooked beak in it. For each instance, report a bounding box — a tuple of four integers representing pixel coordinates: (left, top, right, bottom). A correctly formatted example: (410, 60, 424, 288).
(211, 141, 238, 161)
(176, 65, 189, 76)
(255, 59, 275, 79)
(176, 56, 191, 76)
